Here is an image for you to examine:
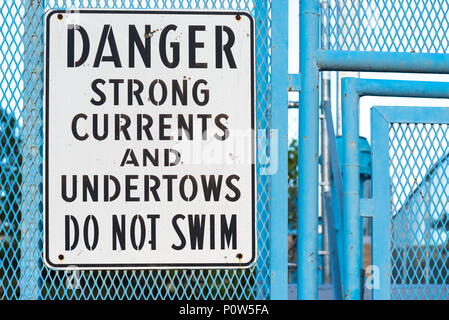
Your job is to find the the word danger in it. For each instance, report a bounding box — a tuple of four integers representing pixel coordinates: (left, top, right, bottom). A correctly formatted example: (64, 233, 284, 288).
(68, 23, 237, 69)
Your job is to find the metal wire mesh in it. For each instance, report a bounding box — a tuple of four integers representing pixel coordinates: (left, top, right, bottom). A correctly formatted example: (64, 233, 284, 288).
(0, 0, 272, 300)
(390, 122, 449, 299)
(324, 0, 449, 53)
(323, 0, 449, 300)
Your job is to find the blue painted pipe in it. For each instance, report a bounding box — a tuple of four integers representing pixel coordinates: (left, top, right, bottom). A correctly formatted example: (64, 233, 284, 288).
(317, 49, 449, 74)
(297, 0, 320, 300)
(354, 78, 449, 98)
(341, 78, 362, 300)
(270, 0, 289, 300)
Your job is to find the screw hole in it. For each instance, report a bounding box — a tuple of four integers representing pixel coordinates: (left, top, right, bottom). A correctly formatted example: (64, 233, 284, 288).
(58, 254, 64, 261)
(57, 14, 63, 20)
(236, 253, 243, 260)
(236, 14, 241, 21)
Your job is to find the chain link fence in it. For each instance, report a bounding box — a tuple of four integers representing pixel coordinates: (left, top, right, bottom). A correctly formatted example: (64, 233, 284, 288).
(390, 122, 449, 299)
(0, 0, 272, 300)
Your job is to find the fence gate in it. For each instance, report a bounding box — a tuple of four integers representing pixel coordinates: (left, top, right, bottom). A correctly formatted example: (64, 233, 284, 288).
(369, 106, 449, 300)
(292, 0, 449, 300)
(0, 0, 284, 300)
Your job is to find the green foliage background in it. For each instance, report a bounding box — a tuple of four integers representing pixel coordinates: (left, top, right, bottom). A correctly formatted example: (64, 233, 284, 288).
(288, 139, 298, 229)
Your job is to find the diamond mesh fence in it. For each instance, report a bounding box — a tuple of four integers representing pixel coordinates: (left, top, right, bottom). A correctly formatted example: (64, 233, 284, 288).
(5, 0, 449, 301)
(323, 0, 449, 300)
(0, 0, 272, 300)
(325, 0, 449, 53)
(390, 122, 449, 299)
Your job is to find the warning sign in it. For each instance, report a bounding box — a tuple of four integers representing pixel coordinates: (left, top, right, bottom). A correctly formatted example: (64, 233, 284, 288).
(44, 10, 255, 269)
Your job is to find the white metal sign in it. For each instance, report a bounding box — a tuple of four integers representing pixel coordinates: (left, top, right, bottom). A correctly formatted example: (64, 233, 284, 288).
(44, 10, 255, 269)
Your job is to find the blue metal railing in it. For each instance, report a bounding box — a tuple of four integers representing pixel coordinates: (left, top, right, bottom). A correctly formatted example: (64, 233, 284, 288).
(298, 0, 449, 300)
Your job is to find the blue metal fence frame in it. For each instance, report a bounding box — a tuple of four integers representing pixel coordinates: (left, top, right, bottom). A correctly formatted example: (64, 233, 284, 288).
(340, 79, 449, 299)
(369, 106, 449, 300)
(298, 0, 449, 300)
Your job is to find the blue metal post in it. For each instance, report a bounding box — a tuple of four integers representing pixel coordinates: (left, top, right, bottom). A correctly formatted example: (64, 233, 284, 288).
(20, 0, 44, 300)
(297, 0, 320, 300)
(341, 78, 362, 300)
(322, 102, 343, 300)
(270, 0, 289, 300)
(369, 108, 391, 300)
